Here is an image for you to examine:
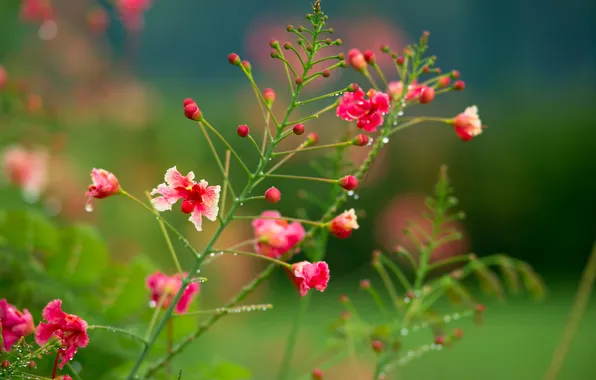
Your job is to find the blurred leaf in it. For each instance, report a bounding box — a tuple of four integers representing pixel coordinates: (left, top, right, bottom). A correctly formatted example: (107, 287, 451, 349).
(0, 209, 59, 255)
(102, 256, 155, 321)
(198, 361, 251, 380)
(518, 262, 546, 301)
(47, 225, 109, 286)
(471, 260, 505, 300)
(499, 256, 521, 295)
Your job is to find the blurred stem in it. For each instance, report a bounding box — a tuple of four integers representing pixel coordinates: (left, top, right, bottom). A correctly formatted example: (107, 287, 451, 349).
(262, 173, 337, 184)
(365, 285, 389, 317)
(372, 63, 387, 86)
(88, 325, 148, 347)
(197, 123, 237, 199)
(166, 319, 173, 376)
(543, 241, 596, 380)
(174, 304, 272, 317)
(427, 254, 473, 272)
(234, 215, 325, 227)
(296, 87, 348, 106)
(220, 150, 231, 218)
(277, 48, 296, 94)
(374, 259, 404, 311)
(273, 141, 352, 156)
(201, 119, 251, 176)
(144, 291, 168, 341)
(363, 69, 379, 90)
(51, 350, 60, 379)
(276, 293, 312, 380)
(247, 135, 265, 160)
(145, 191, 182, 273)
(66, 362, 84, 380)
(203, 238, 260, 266)
(261, 112, 272, 151)
(215, 249, 291, 268)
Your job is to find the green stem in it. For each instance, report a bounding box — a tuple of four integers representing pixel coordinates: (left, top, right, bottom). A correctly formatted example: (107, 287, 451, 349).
(274, 55, 299, 77)
(201, 119, 251, 176)
(273, 141, 352, 156)
(262, 173, 337, 184)
(174, 304, 273, 317)
(241, 195, 266, 202)
(276, 293, 312, 380)
(363, 69, 379, 90)
(374, 260, 403, 312)
(285, 113, 319, 127)
(215, 249, 291, 268)
(144, 291, 167, 341)
(220, 150, 231, 217)
(233, 215, 325, 227)
(145, 191, 183, 273)
(88, 325, 149, 347)
(248, 135, 266, 160)
(372, 63, 387, 86)
(197, 123, 237, 199)
(381, 255, 412, 290)
(296, 87, 348, 106)
(427, 254, 472, 272)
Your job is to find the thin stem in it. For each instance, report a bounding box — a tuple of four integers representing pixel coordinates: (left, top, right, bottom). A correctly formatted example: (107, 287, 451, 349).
(144, 291, 167, 341)
(287, 45, 306, 69)
(285, 113, 319, 127)
(274, 55, 299, 77)
(248, 135, 265, 160)
(363, 69, 379, 90)
(145, 191, 183, 274)
(381, 256, 412, 290)
(241, 195, 265, 202)
(174, 304, 273, 317)
(197, 123, 237, 199)
(201, 119, 251, 176)
(427, 254, 472, 272)
(51, 351, 60, 379)
(273, 141, 352, 156)
(374, 260, 404, 312)
(239, 66, 280, 127)
(277, 294, 312, 380)
(203, 238, 260, 266)
(220, 150, 231, 218)
(277, 49, 296, 94)
(311, 55, 342, 66)
(262, 173, 337, 185)
(297, 87, 348, 106)
(66, 362, 84, 380)
(216, 249, 291, 268)
(167, 319, 173, 376)
(395, 246, 418, 270)
(261, 112, 272, 151)
(543, 242, 596, 380)
(365, 285, 388, 316)
(233, 215, 325, 227)
(88, 325, 148, 347)
(372, 63, 387, 86)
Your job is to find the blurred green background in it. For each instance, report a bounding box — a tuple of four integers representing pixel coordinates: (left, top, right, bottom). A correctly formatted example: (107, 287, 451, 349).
(1, 0, 595, 379)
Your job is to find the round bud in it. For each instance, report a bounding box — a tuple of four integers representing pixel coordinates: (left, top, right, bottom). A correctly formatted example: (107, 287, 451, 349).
(396, 56, 405, 65)
(227, 53, 241, 65)
(325, 38, 332, 45)
(327, 27, 334, 33)
(337, 53, 345, 60)
(363, 50, 376, 64)
(293, 123, 305, 135)
(339, 294, 349, 304)
(352, 134, 370, 146)
(422, 66, 430, 73)
(269, 39, 280, 48)
(183, 98, 195, 107)
(419, 87, 435, 104)
(347, 49, 367, 71)
(372, 340, 383, 353)
(263, 88, 276, 105)
(241, 60, 252, 73)
(237, 124, 249, 137)
(264, 187, 281, 204)
(306, 133, 319, 145)
(283, 42, 292, 50)
(438, 76, 451, 88)
(360, 279, 371, 289)
(434, 336, 445, 345)
(334, 38, 343, 46)
(270, 51, 280, 58)
(181, 200, 194, 214)
(298, 26, 304, 32)
(340, 311, 351, 321)
(380, 45, 390, 53)
(453, 328, 464, 339)
(339, 175, 358, 190)
(453, 80, 465, 91)
(2, 360, 10, 369)
(348, 83, 359, 92)
(475, 304, 486, 313)
(322, 69, 331, 78)
(184, 103, 202, 121)
(312, 369, 323, 380)
(28, 361, 36, 369)
(295, 77, 303, 85)
(434, 67, 442, 74)
(451, 70, 461, 79)
(287, 25, 294, 32)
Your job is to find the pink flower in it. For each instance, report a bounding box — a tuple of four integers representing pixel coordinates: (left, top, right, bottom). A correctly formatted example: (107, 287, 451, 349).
(387, 81, 433, 103)
(329, 209, 359, 239)
(146, 272, 199, 314)
(19, 0, 54, 23)
(252, 211, 305, 259)
(86, 168, 120, 200)
(150, 166, 221, 231)
(0, 65, 6, 90)
(35, 300, 88, 369)
(336, 86, 390, 132)
(117, 0, 152, 30)
(291, 261, 330, 297)
(0, 299, 35, 351)
(1, 145, 48, 202)
(347, 49, 367, 71)
(453, 106, 483, 141)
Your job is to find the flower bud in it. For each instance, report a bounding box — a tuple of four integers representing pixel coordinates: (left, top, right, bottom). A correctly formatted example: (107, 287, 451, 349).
(183, 98, 195, 107)
(360, 279, 371, 289)
(283, 41, 292, 50)
(334, 38, 343, 46)
(438, 76, 451, 88)
(228, 53, 241, 65)
(28, 361, 36, 369)
(184, 103, 202, 121)
(348, 83, 359, 92)
(434, 336, 445, 345)
(453, 80, 465, 91)
(339, 175, 358, 190)
(352, 134, 370, 146)
(322, 69, 331, 78)
(265, 187, 281, 204)
(422, 66, 430, 73)
(380, 45, 390, 53)
(287, 25, 294, 32)
(329, 209, 359, 239)
(337, 52, 345, 60)
(293, 123, 305, 135)
(451, 70, 461, 79)
(363, 50, 376, 64)
(434, 67, 442, 74)
(237, 124, 249, 137)
(339, 294, 349, 304)
(340, 311, 351, 321)
(419, 87, 435, 104)
(372, 340, 383, 353)
(347, 49, 367, 71)
(312, 369, 323, 380)
(453, 328, 464, 340)
(396, 56, 405, 65)
(306, 132, 319, 145)
(263, 88, 276, 105)
(241, 60, 252, 73)
(2, 360, 10, 368)
(269, 39, 280, 48)
(295, 77, 303, 85)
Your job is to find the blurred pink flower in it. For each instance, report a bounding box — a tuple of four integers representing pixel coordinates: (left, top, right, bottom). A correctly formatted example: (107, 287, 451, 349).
(1, 144, 48, 202)
(375, 193, 469, 263)
(20, 0, 54, 23)
(387, 80, 432, 103)
(252, 211, 305, 259)
(453, 106, 483, 142)
(150, 166, 221, 232)
(337, 86, 390, 132)
(0, 65, 6, 90)
(146, 272, 199, 314)
(329, 209, 359, 239)
(86, 168, 120, 201)
(0, 299, 35, 351)
(35, 300, 88, 369)
(290, 261, 330, 297)
(117, 0, 152, 30)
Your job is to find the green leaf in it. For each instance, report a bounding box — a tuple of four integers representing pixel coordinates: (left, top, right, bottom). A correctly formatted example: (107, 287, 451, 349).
(0, 209, 59, 255)
(199, 361, 252, 380)
(47, 225, 109, 286)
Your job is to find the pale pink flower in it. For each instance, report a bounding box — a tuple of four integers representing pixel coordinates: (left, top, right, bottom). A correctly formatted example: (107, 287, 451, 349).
(453, 106, 483, 141)
(1, 145, 48, 202)
(146, 272, 199, 314)
(117, 0, 152, 30)
(336, 86, 390, 132)
(19, 0, 54, 23)
(0, 299, 35, 351)
(252, 211, 305, 259)
(291, 261, 330, 297)
(329, 209, 359, 239)
(35, 300, 88, 369)
(150, 166, 221, 231)
(86, 168, 120, 200)
(387, 81, 432, 103)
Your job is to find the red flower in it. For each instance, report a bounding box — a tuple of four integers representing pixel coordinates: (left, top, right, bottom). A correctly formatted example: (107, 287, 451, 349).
(86, 168, 120, 200)
(252, 211, 305, 259)
(0, 299, 35, 351)
(336, 86, 390, 132)
(150, 166, 221, 232)
(117, 0, 152, 30)
(19, 0, 54, 23)
(1, 145, 48, 202)
(146, 272, 199, 314)
(453, 106, 483, 141)
(328, 209, 359, 239)
(35, 300, 88, 369)
(291, 261, 330, 297)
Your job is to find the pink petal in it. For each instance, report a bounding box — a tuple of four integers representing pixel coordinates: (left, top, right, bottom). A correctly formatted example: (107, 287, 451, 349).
(150, 184, 183, 211)
(175, 282, 199, 314)
(42, 299, 66, 322)
(188, 209, 203, 231)
(34, 322, 57, 345)
(164, 166, 194, 188)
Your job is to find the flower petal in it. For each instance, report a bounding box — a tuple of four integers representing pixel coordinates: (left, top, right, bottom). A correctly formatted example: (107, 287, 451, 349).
(164, 166, 194, 188)
(188, 209, 203, 231)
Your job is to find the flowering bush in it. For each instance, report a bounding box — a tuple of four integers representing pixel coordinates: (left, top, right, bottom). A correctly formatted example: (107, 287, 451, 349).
(0, 1, 548, 379)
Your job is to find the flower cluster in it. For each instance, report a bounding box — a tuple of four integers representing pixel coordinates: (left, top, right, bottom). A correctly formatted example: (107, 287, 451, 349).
(337, 86, 391, 132)
(146, 272, 200, 314)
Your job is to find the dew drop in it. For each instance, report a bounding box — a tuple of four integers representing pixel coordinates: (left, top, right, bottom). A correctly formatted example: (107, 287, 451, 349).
(196, 269, 201, 273)
(382, 137, 389, 144)
(219, 251, 224, 255)
(240, 203, 244, 206)
(148, 300, 157, 308)
(347, 190, 354, 196)
(353, 194, 359, 200)
(85, 203, 94, 212)
(398, 111, 404, 116)
(400, 328, 409, 336)
(444, 315, 452, 323)
(233, 253, 237, 256)
(210, 253, 215, 257)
